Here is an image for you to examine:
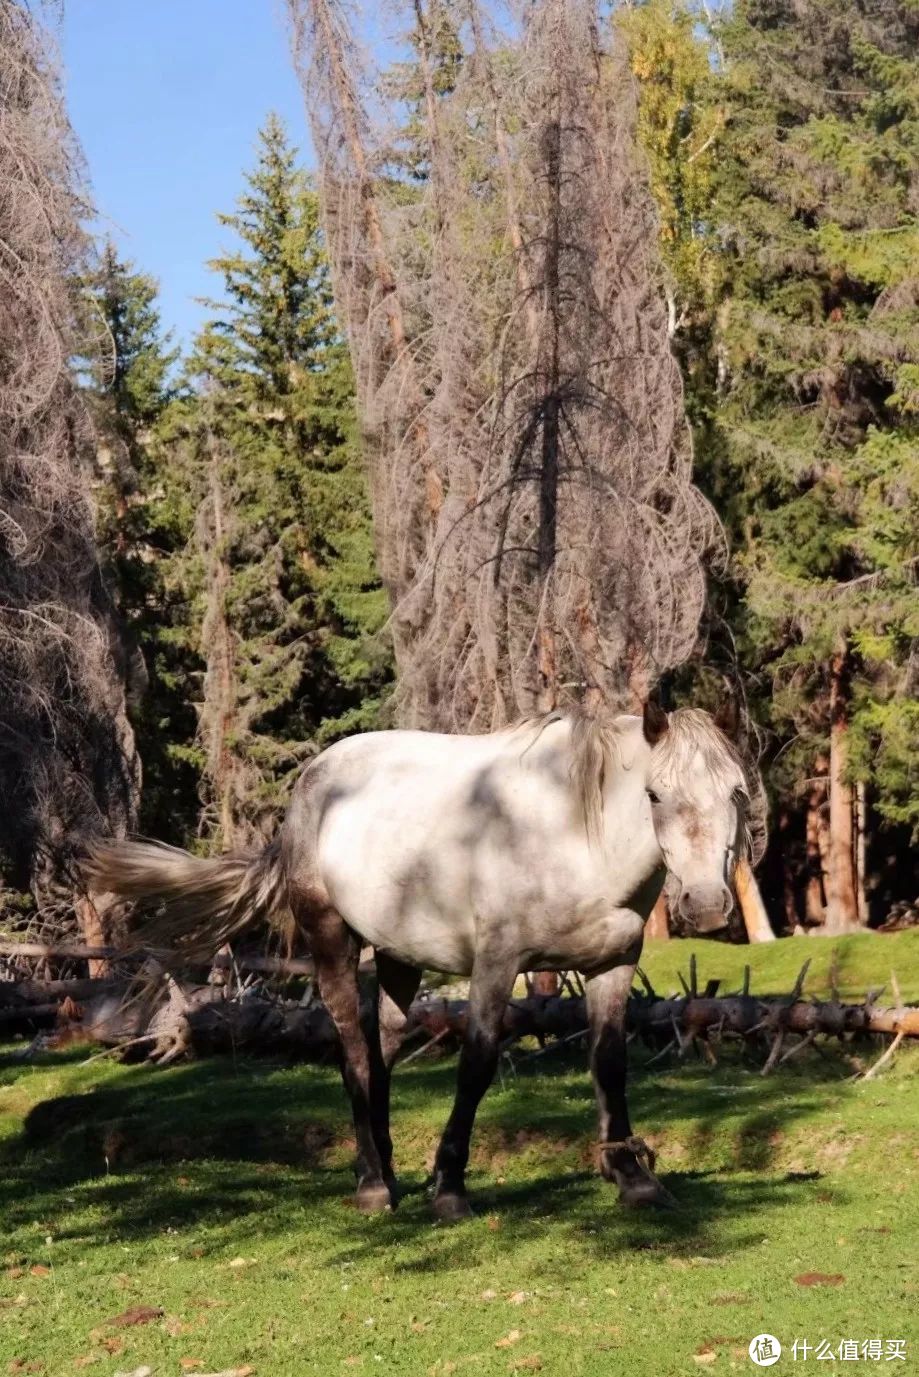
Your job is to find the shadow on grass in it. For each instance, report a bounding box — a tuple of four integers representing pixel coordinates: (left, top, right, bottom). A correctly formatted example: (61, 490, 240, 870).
(317, 1164, 840, 1280)
(0, 1042, 853, 1266)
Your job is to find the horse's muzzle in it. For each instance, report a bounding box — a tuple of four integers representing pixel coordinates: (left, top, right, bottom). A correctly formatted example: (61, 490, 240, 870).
(677, 884, 732, 934)
(688, 907, 731, 934)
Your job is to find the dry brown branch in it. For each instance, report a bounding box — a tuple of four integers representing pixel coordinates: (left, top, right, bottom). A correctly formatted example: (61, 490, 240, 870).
(0, 939, 317, 977)
(286, 0, 443, 715)
(0, 1, 139, 919)
(287, 1, 721, 728)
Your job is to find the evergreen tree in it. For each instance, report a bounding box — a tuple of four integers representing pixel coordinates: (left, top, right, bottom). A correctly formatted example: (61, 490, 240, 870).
(711, 0, 919, 927)
(619, 0, 722, 378)
(174, 115, 390, 847)
(81, 245, 202, 845)
(85, 240, 177, 456)
(381, 0, 463, 182)
(623, 0, 918, 931)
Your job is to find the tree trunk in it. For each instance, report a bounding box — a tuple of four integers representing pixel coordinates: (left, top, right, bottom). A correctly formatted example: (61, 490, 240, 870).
(734, 859, 776, 942)
(855, 780, 869, 926)
(39, 982, 919, 1057)
(531, 972, 560, 996)
(805, 768, 828, 926)
(778, 807, 799, 933)
(74, 895, 113, 978)
(824, 649, 861, 934)
(200, 433, 241, 850)
(645, 893, 670, 940)
(815, 782, 833, 918)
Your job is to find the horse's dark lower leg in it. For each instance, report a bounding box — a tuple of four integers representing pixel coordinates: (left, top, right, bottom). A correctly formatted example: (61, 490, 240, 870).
(432, 953, 516, 1221)
(300, 899, 391, 1213)
(371, 952, 421, 1199)
(586, 952, 673, 1208)
(377, 952, 422, 1069)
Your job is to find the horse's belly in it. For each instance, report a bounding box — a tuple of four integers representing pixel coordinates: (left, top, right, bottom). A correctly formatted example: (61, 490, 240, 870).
(345, 899, 477, 975)
(519, 901, 646, 973)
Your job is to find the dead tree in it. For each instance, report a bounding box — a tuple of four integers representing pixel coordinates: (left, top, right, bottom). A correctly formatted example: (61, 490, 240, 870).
(0, 2, 140, 946)
(287, 0, 721, 728)
(287, 0, 445, 721)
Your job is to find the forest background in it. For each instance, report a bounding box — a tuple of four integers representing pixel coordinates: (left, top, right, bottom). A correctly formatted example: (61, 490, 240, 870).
(1, 0, 916, 951)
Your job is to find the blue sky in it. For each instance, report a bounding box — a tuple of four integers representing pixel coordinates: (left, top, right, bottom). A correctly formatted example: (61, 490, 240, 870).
(61, 0, 315, 350)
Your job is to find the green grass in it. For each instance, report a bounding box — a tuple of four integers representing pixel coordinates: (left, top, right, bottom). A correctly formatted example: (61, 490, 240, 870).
(638, 928, 919, 1003)
(1, 934, 917, 1377)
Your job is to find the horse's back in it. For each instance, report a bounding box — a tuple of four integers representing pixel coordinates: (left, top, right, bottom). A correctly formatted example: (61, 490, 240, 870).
(283, 722, 591, 973)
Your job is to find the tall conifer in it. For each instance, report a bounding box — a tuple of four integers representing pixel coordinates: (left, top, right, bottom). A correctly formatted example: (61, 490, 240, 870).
(176, 116, 389, 846)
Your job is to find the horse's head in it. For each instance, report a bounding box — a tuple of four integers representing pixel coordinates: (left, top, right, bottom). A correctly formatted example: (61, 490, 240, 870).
(642, 701, 753, 934)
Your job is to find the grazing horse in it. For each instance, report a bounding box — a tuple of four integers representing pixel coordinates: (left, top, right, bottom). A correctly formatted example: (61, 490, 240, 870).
(86, 702, 758, 1220)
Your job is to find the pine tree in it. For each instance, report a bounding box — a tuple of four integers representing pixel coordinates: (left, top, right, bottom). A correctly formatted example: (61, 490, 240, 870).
(622, 0, 918, 932)
(381, 0, 463, 183)
(619, 1, 722, 362)
(708, 0, 919, 926)
(80, 246, 203, 846)
(174, 115, 390, 848)
(85, 241, 177, 458)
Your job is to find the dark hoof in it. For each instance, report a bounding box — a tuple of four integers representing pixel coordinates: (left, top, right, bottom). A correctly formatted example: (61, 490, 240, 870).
(432, 1191, 474, 1223)
(616, 1173, 678, 1210)
(356, 1182, 393, 1215)
(383, 1173, 401, 1209)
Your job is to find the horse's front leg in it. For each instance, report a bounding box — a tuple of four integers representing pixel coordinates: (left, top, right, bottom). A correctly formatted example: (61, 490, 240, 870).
(586, 948, 674, 1208)
(431, 948, 517, 1222)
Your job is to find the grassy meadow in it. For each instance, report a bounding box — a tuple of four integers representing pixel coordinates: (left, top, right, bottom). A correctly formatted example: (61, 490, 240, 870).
(1, 931, 917, 1377)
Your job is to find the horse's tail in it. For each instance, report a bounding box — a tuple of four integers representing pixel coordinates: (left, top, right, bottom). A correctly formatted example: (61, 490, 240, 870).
(83, 836, 287, 964)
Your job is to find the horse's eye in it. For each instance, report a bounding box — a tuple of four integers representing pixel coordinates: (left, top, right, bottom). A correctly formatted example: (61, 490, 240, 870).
(647, 789, 660, 805)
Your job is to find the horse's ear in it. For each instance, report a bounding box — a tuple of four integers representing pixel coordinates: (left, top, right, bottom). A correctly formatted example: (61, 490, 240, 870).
(713, 696, 740, 741)
(642, 699, 669, 746)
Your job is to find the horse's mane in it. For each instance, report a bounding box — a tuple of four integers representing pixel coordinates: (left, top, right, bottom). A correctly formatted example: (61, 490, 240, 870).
(509, 706, 631, 848)
(511, 705, 767, 863)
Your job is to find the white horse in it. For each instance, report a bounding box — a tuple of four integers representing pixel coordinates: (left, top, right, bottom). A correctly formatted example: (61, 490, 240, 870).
(87, 702, 758, 1219)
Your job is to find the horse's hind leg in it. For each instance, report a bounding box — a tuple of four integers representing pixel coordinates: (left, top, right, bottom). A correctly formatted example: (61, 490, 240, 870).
(431, 947, 517, 1222)
(298, 896, 392, 1213)
(372, 952, 422, 1202)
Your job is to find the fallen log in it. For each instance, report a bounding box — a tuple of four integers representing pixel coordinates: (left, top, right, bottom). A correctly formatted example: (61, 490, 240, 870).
(4, 943, 915, 1076)
(4, 976, 123, 1003)
(0, 941, 316, 978)
(0, 941, 116, 963)
(409, 993, 919, 1041)
(19, 977, 917, 1074)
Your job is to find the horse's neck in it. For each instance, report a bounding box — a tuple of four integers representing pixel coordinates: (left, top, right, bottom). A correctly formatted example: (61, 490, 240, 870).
(599, 717, 663, 894)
